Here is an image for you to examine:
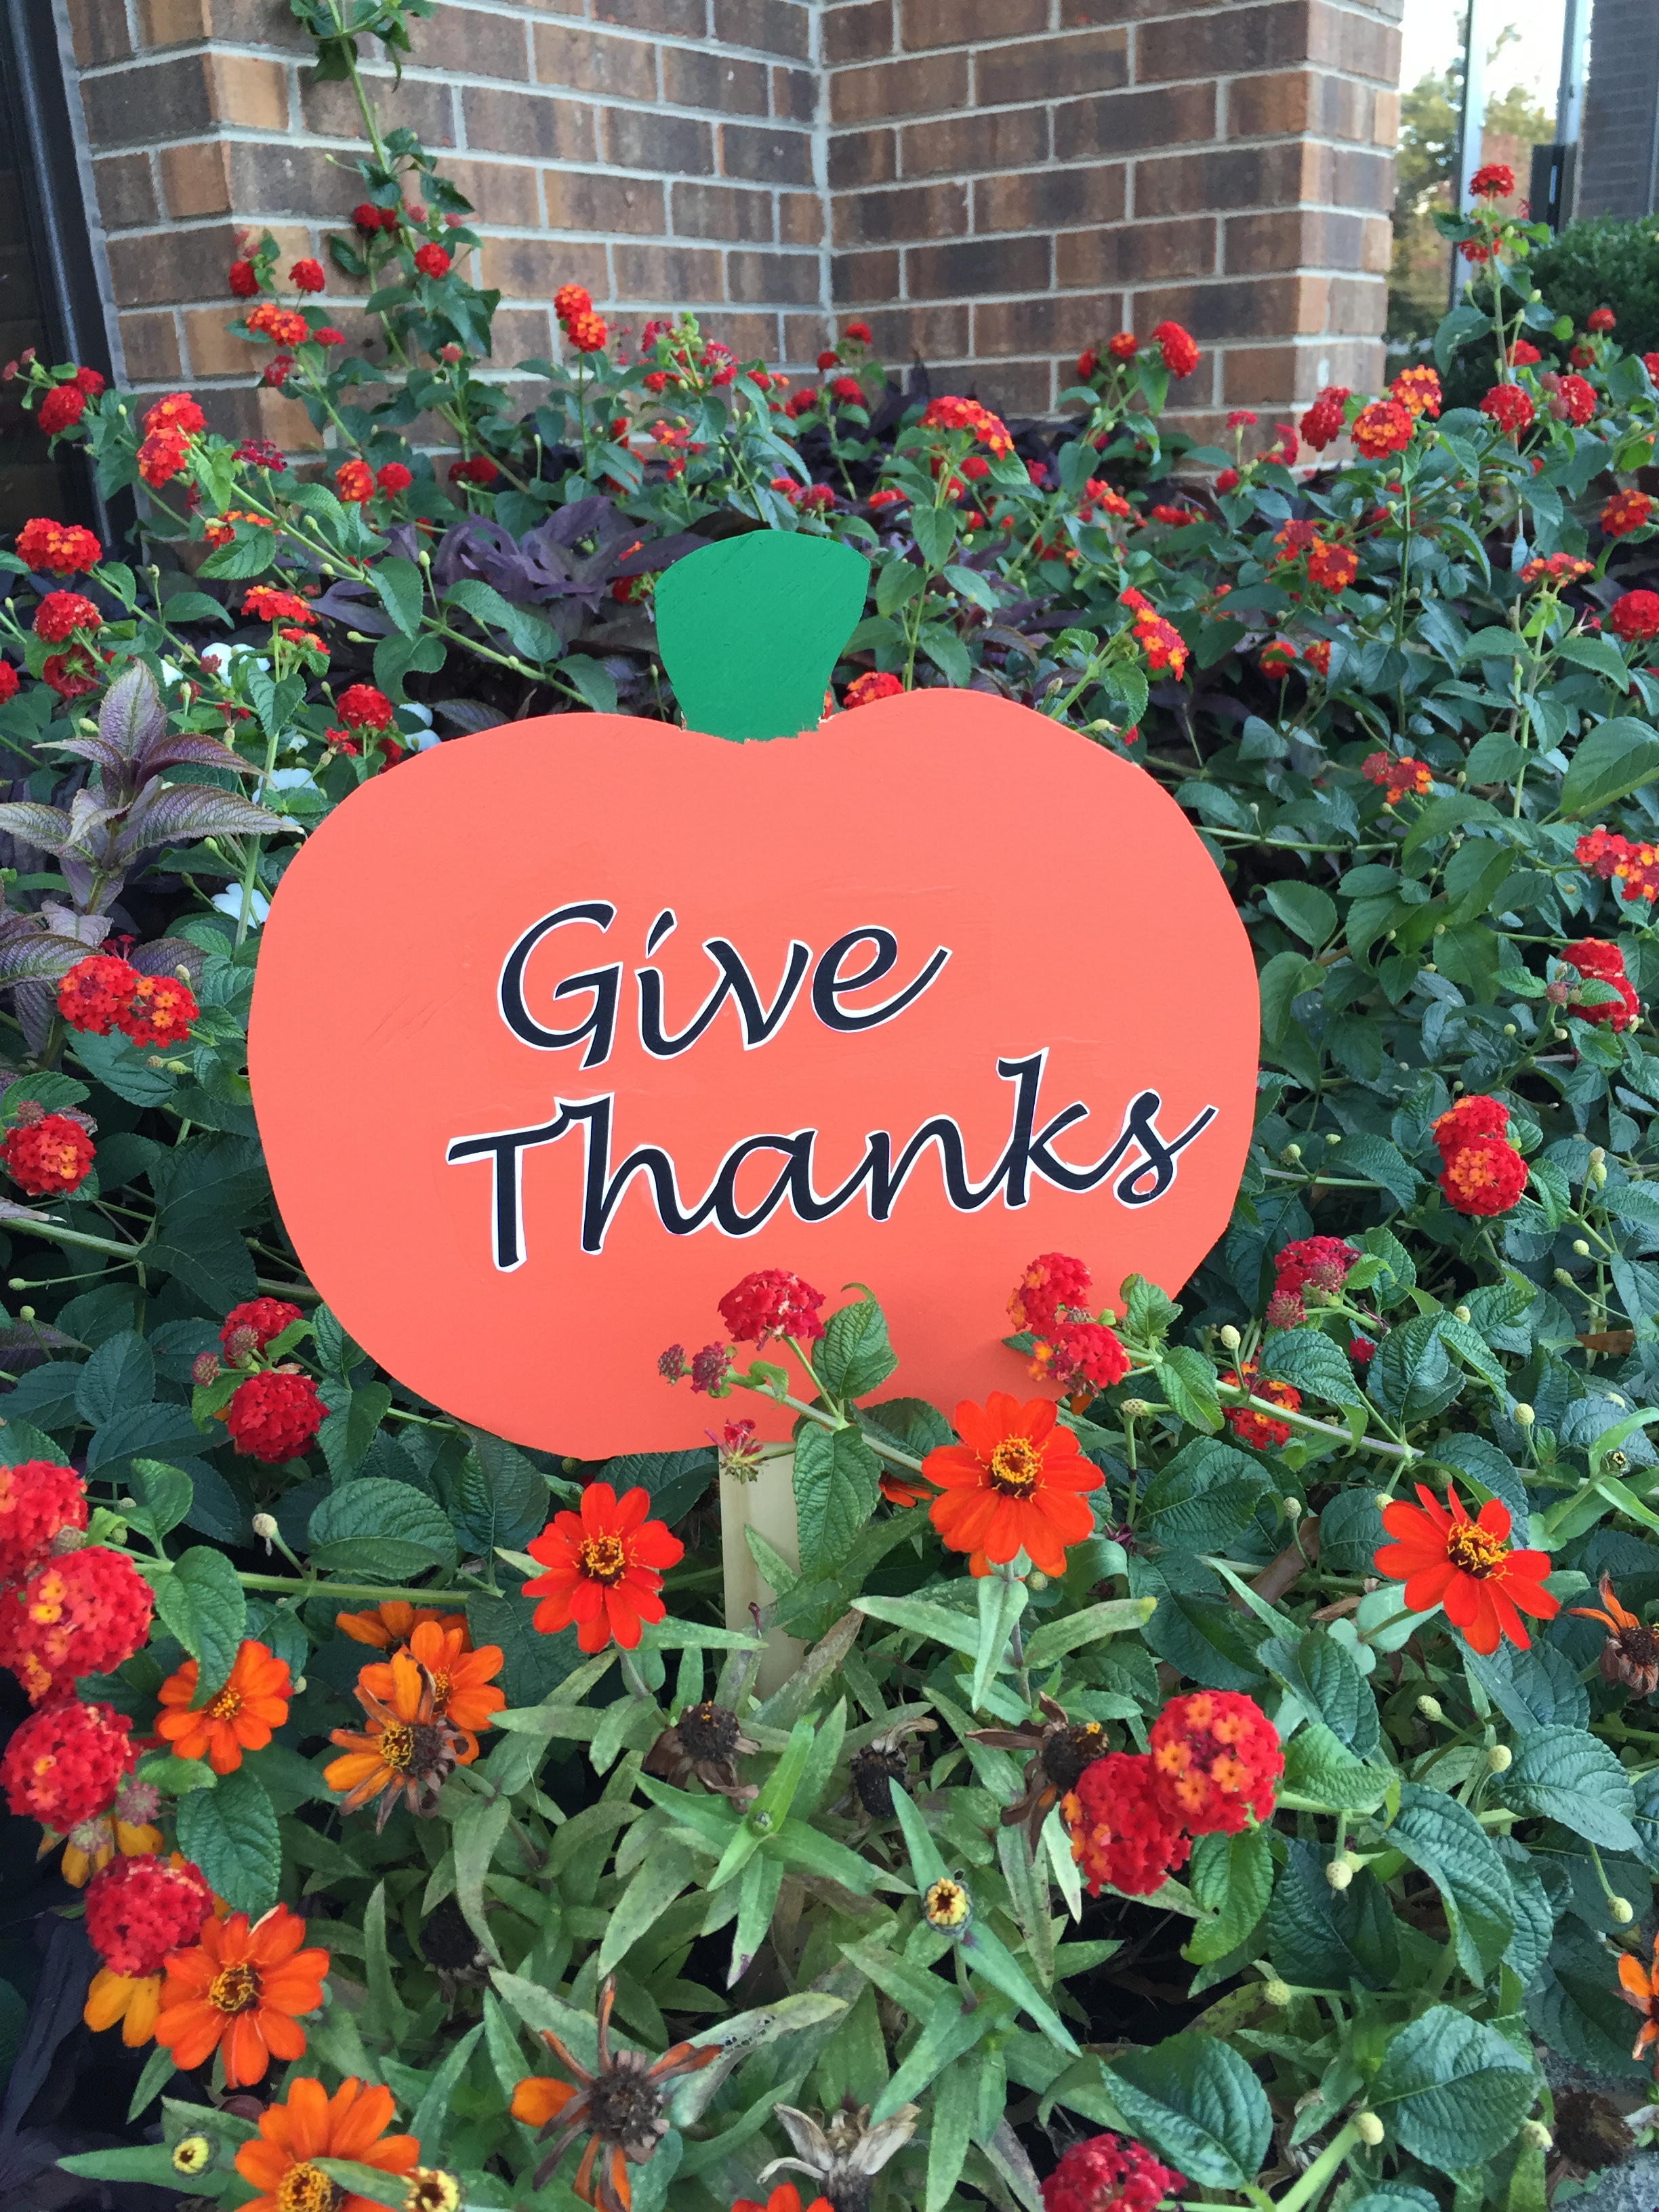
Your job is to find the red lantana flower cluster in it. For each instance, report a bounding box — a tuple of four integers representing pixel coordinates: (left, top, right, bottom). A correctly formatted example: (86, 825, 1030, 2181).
(1576, 824, 1659, 904)
(0, 1460, 87, 1586)
(1064, 1690, 1282, 1896)
(15, 517, 101, 575)
(223, 1370, 326, 1462)
(1520, 552, 1594, 588)
(1005, 1251, 1129, 1395)
(33, 591, 100, 644)
(1433, 1094, 1528, 1217)
(1350, 398, 1414, 457)
(1560, 938, 1639, 1031)
(917, 395, 1014, 456)
(222, 1297, 303, 1362)
(1, 1102, 97, 1196)
(1041, 2131, 1185, 2212)
(1, 1698, 136, 1830)
(1298, 384, 1351, 449)
(845, 669, 903, 708)
(57, 954, 198, 1051)
(0, 1544, 156, 1706)
(1361, 750, 1433, 804)
(84, 1850, 213, 1978)
(1266, 1234, 1357, 1329)
(1480, 383, 1535, 436)
(1389, 365, 1441, 417)
(1601, 489, 1655, 537)
(1223, 1358, 1301, 1450)
(717, 1267, 826, 1346)
(1610, 590, 1659, 642)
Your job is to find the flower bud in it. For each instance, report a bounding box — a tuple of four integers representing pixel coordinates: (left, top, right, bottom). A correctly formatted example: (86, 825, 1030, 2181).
(1219, 1325, 1242, 1351)
(1591, 1160, 1607, 1186)
(1572, 1239, 1591, 1256)
(1503, 1023, 1517, 1036)
(1513, 1402, 1535, 1426)
(1283, 1496, 1303, 1520)
(1454, 1305, 1471, 1323)
(1325, 1858, 1353, 1890)
(1282, 1143, 1302, 1163)
(1120, 1398, 1151, 1418)
(1589, 1145, 1605, 1166)
(1610, 1895, 1635, 1923)
(1487, 1742, 1513, 1773)
(1520, 2121, 1552, 2152)
(1263, 1978, 1292, 2007)
(1554, 1267, 1576, 1288)
(18, 1305, 34, 1322)
(252, 1512, 278, 1542)
(172, 2137, 213, 2176)
(192, 1350, 222, 1387)
(1325, 1130, 1342, 1146)
(6, 1278, 22, 1291)
(1417, 1694, 1444, 1721)
(1353, 2112, 1385, 2147)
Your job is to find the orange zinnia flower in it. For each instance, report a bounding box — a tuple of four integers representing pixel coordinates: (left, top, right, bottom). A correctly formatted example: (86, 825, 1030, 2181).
(358, 1620, 505, 1759)
(235, 2076, 418, 2212)
(922, 1393, 1101, 1576)
(325, 1649, 470, 1829)
(335, 1599, 468, 1649)
(522, 1483, 684, 1653)
(1374, 1483, 1559, 1655)
(155, 1640, 291, 1774)
(155, 1904, 329, 2086)
(1618, 1933, 1659, 2057)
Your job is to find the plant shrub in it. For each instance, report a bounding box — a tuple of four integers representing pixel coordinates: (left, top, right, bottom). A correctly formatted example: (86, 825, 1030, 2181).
(0, 20, 1654, 2212)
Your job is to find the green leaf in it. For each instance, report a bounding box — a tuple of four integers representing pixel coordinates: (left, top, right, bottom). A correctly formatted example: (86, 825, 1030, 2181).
(176, 1769, 279, 1916)
(1139, 1436, 1267, 1553)
(1021, 1597, 1157, 1671)
(1186, 1826, 1273, 1963)
(1264, 881, 1337, 947)
(600, 1843, 695, 1974)
(1266, 1842, 1398, 1990)
(853, 1591, 980, 1658)
(453, 1427, 548, 1553)
(372, 556, 426, 640)
(1102, 2032, 1273, 2190)
(75, 1330, 155, 1428)
(70, 1027, 180, 1105)
(972, 1571, 1029, 1712)
(1259, 1327, 1368, 1411)
(793, 1423, 880, 1578)
(912, 505, 958, 571)
(1282, 1722, 1390, 1810)
(1155, 1344, 1223, 1434)
(1371, 2006, 1536, 2165)
(1558, 718, 1659, 817)
(129, 1458, 194, 1538)
(817, 1295, 898, 1402)
(1505, 1723, 1639, 1848)
(411, 2022, 483, 2167)
(1387, 1784, 1516, 1983)
(307, 1476, 459, 1579)
(1258, 950, 1324, 1044)
(151, 1545, 247, 1697)
(561, 655, 617, 713)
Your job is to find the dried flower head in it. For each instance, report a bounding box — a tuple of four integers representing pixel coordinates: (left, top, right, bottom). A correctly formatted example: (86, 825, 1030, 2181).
(970, 1694, 1109, 1850)
(1571, 1574, 1659, 1696)
(643, 1699, 760, 1804)
(846, 1716, 936, 1821)
(325, 1651, 470, 1829)
(759, 2103, 922, 2212)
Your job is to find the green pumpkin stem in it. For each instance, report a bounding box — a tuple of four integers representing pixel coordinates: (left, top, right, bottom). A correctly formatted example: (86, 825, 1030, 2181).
(653, 533, 869, 741)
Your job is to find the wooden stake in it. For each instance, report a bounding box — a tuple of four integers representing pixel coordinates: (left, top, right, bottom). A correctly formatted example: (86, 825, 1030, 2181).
(720, 1447, 806, 1698)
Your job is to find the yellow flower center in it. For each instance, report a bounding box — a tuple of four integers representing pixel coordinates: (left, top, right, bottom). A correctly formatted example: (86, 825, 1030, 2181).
(276, 2164, 344, 2212)
(1445, 1523, 1507, 1578)
(380, 1721, 417, 1771)
(208, 1961, 260, 2013)
(206, 1685, 243, 1721)
(430, 1671, 451, 1705)
(923, 1877, 970, 1929)
(987, 1437, 1041, 1496)
(578, 1534, 628, 1585)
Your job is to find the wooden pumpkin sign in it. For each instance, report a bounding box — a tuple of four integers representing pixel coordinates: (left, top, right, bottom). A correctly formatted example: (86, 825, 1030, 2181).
(249, 536, 1258, 1457)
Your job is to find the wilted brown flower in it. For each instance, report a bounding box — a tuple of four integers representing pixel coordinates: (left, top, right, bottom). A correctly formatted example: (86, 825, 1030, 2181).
(324, 1652, 470, 1830)
(761, 2102, 921, 2212)
(419, 1896, 491, 2001)
(1571, 1574, 1659, 1696)
(510, 1974, 716, 2209)
(968, 1692, 1108, 1849)
(642, 1700, 759, 1804)
(846, 1716, 937, 1820)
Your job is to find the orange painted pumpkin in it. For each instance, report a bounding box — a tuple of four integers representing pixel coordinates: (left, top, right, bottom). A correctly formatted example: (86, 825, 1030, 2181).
(249, 537, 1257, 1455)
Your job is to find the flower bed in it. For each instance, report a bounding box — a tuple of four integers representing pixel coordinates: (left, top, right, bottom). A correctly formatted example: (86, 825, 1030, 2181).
(0, 26, 1656, 2211)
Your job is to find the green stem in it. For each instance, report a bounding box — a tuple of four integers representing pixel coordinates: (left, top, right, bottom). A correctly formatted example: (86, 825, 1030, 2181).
(1273, 2123, 1361, 2212)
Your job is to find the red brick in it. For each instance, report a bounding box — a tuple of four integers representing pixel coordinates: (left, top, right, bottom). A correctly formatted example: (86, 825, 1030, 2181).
(1054, 82, 1216, 162)
(901, 0, 1046, 42)
(977, 29, 1128, 104)
(713, 0, 811, 56)
(780, 192, 823, 245)
(300, 72, 453, 145)
(408, 3, 530, 76)
(440, 158, 543, 228)
(1133, 274, 1311, 342)
(833, 180, 968, 248)
(664, 47, 769, 112)
(973, 164, 1126, 233)
(721, 121, 815, 184)
(118, 310, 181, 383)
(1134, 143, 1306, 217)
(67, 0, 133, 64)
(613, 242, 724, 300)
(222, 141, 359, 219)
(96, 153, 159, 230)
(972, 292, 1123, 356)
(485, 234, 610, 301)
(159, 140, 231, 219)
(900, 106, 1048, 178)
(727, 249, 822, 304)
(948, 357, 1055, 414)
(1225, 208, 1370, 276)
(182, 308, 267, 375)
(1136, 3, 1313, 82)
(81, 56, 214, 146)
(594, 0, 708, 28)
(534, 23, 656, 96)
(905, 234, 1052, 300)
(107, 222, 239, 306)
(831, 52, 968, 124)
(1227, 68, 1391, 142)
(703, 311, 787, 359)
(463, 85, 596, 162)
(1058, 215, 1216, 287)
(821, 2, 893, 63)
(842, 302, 970, 360)
(828, 127, 897, 187)
(1306, 1, 1399, 82)
(831, 247, 900, 303)
(605, 106, 714, 171)
(672, 181, 775, 240)
(773, 65, 816, 121)
(783, 310, 834, 361)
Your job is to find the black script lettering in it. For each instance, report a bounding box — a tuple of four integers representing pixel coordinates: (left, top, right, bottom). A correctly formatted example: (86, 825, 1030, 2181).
(499, 902, 619, 1069)
(811, 927, 950, 1032)
(638, 938, 812, 1057)
(446, 1111, 572, 1271)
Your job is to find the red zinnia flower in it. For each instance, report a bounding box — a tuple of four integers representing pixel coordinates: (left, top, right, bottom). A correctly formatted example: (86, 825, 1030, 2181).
(1150, 320, 1198, 377)
(1062, 1751, 1190, 1897)
(844, 670, 903, 708)
(1610, 590, 1659, 642)
(1041, 2129, 1186, 2212)
(15, 518, 100, 575)
(1150, 1689, 1282, 1834)
(522, 1483, 684, 1653)
(1, 1699, 134, 1829)
(235, 2077, 418, 2212)
(0, 1545, 155, 1705)
(0, 1460, 86, 1586)
(33, 590, 100, 644)
(1439, 1134, 1528, 1216)
(923, 1393, 1101, 1576)
(717, 1268, 825, 1345)
(1480, 383, 1534, 435)
(224, 1370, 325, 1461)
(2, 1109, 94, 1195)
(1375, 1483, 1558, 1654)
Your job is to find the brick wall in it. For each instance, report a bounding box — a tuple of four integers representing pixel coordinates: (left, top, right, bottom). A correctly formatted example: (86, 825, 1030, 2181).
(62, 0, 827, 442)
(1578, 0, 1659, 220)
(61, 0, 1404, 441)
(824, 0, 1401, 432)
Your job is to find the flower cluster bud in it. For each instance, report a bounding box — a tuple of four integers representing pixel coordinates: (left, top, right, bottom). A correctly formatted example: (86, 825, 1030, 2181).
(1520, 2122, 1553, 2152)
(1353, 2113, 1385, 2148)
(1262, 1978, 1292, 2007)
(1324, 1856, 1354, 1891)
(1219, 1325, 1242, 1351)
(1487, 1743, 1513, 1773)
(1609, 1895, 1636, 1923)
(1513, 1403, 1535, 1427)
(1416, 1695, 1445, 1722)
